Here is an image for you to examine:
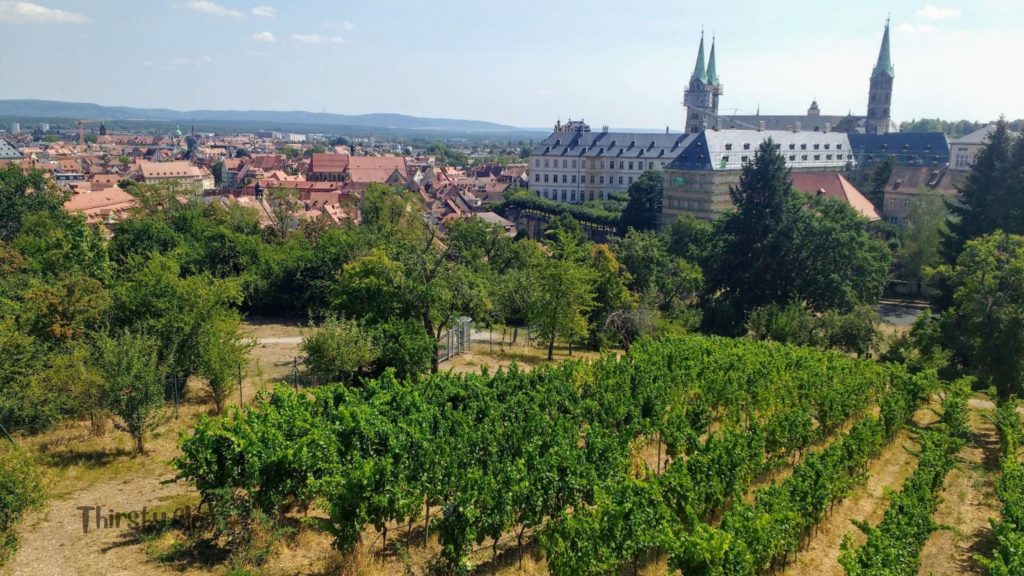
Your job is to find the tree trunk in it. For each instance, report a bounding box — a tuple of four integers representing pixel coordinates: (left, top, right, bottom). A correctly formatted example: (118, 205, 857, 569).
(423, 311, 439, 374)
(547, 338, 555, 361)
(424, 498, 430, 547)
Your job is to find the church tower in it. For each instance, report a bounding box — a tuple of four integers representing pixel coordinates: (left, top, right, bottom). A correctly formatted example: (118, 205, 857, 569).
(684, 33, 720, 133)
(866, 20, 894, 134)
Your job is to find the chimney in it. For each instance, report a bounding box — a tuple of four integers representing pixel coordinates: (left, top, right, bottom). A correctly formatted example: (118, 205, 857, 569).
(758, 120, 766, 132)
(666, 126, 670, 134)
(824, 123, 831, 133)
(794, 122, 801, 133)
(715, 118, 722, 131)
(602, 125, 609, 133)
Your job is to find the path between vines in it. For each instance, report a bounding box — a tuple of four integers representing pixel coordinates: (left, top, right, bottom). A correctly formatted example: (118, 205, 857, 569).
(916, 397, 1000, 576)
(785, 404, 939, 576)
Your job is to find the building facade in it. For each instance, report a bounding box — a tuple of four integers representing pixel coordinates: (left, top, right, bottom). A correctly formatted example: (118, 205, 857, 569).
(661, 129, 855, 226)
(529, 120, 694, 203)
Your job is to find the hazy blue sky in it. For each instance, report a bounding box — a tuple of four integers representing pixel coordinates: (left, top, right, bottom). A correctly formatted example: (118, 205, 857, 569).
(0, 0, 1020, 129)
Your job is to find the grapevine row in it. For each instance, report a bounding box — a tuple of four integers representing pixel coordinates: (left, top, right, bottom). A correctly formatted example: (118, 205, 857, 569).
(838, 379, 971, 576)
(175, 335, 905, 572)
(540, 360, 931, 576)
(975, 399, 1024, 575)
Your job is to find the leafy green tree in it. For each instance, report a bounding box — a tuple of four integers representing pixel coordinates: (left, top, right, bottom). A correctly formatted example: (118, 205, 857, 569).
(544, 213, 588, 262)
(0, 449, 42, 564)
(866, 157, 894, 209)
(374, 318, 435, 380)
(709, 139, 891, 332)
(197, 315, 253, 414)
(618, 169, 664, 234)
(301, 316, 379, 385)
(0, 164, 67, 241)
(944, 119, 1018, 262)
(667, 214, 714, 267)
(94, 331, 166, 453)
(587, 244, 633, 348)
(111, 254, 243, 379)
(898, 192, 949, 290)
(528, 257, 596, 359)
(613, 230, 666, 295)
(940, 232, 1024, 399)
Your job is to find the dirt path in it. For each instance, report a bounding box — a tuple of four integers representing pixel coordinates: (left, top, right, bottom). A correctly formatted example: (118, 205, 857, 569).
(786, 427, 921, 576)
(2, 474, 198, 576)
(916, 397, 1000, 576)
(786, 403, 940, 576)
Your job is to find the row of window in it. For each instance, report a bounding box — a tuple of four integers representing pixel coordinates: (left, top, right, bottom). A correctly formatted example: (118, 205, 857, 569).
(723, 142, 843, 152)
(665, 196, 710, 211)
(535, 173, 637, 186)
(534, 158, 666, 171)
(886, 197, 913, 208)
(539, 189, 606, 203)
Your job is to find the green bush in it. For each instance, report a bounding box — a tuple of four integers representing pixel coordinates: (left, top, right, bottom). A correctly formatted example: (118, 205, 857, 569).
(0, 449, 42, 565)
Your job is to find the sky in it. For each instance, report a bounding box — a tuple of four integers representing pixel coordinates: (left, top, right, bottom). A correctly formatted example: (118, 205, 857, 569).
(0, 0, 1021, 130)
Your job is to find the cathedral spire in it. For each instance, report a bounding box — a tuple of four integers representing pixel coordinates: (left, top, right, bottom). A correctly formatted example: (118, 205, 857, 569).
(706, 35, 718, 86)
(872, 18, 894, 78)
(690, 31, 707, 84)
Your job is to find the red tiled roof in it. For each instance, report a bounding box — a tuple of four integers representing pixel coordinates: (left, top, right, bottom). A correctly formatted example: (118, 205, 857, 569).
(347, 156, 407, 183)
(790, 172, 881, 221)
(309, 153, 350, 174)
(63, 186, 139, 224)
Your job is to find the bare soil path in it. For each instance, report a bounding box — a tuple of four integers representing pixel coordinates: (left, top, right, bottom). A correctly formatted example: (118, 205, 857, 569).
(917, 396, 1000, 576)
(786, 403, 939, 576)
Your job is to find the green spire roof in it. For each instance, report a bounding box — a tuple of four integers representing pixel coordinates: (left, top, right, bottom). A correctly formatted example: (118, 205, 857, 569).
(872, 20, 894, 78)
(706, 37, 718, 85)
(690, 33, 707, 84)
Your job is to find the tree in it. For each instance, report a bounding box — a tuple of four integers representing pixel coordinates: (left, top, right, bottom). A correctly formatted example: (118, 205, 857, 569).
(374, 318, 435, 379)
(865, 157, 894, 210)
(613, 230, 666, 295)
(197, 315, 253, 414)
(301, 316, 379, 385)
(898, 192, 948, 291)
(528, 257, 596, 359)
(587, 244, 633, 348)
(268, 188, 301, 239)
(0, 449, 42, 564)
(708, 139, 891, 331)
(667, 215, 714, 267)
(941, 232, 1024, 399)
(618, 169, 664, 234)
(93, 331, 166, 454)
(0, 164, 67, 241)
(944, 119, 1018, 262)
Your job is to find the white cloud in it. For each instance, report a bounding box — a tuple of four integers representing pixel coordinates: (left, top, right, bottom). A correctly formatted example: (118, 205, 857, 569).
(184, 1, 243, 18)
(251, 31, 275, 42)
(292, 33, 345, 44)
(917, 5, 962, 20)
(324, 20, 354, 31)
(0, 1, 88, 23)
(251, 5, 275, 17)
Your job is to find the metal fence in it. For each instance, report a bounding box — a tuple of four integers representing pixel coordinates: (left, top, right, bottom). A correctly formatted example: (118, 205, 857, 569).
(438, 316, 472, 364)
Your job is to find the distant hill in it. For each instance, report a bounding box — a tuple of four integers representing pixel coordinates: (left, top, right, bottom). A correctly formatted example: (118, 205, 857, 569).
(0, 99, 522, 133)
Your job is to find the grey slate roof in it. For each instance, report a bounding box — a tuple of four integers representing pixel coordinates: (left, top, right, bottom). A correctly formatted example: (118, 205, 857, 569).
(848, 132, 949, 166)
(713, 114, 856, 132)
(0, 138, 22, 160)
(665, 129, 854, 171)
(531, 131, 697, 161)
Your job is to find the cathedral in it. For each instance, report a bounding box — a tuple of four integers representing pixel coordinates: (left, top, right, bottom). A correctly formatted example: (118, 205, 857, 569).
(684, 21, 897, 135)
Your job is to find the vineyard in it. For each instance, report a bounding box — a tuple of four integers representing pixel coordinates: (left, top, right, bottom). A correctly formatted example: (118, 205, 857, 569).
(172, 334, 960, 575)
